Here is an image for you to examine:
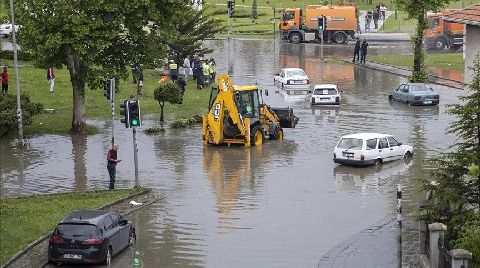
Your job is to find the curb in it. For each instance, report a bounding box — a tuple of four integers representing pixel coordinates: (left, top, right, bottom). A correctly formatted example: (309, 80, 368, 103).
(1, 188, 154, 268)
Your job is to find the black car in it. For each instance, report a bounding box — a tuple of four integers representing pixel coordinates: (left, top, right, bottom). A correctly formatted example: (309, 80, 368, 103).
(48, 210, 136, 265)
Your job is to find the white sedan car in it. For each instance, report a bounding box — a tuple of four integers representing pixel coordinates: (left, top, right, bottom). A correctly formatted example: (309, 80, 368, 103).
(274, 68, 310, 95)
(310, 84, 341, 105)
(333, 133, 413, 166)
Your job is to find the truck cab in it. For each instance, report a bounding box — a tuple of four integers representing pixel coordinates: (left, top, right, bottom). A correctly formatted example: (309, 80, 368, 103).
(279, 8, 302, 31)
(425, 11, 464, 51)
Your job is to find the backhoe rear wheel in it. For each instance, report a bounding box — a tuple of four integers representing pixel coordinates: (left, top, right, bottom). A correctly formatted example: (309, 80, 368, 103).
(269, 125, 283, 140)
(250, 124, 263, 146)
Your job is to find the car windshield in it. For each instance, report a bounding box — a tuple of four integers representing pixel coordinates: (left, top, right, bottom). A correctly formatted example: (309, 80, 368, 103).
(314, 88, 337, 95)
(56, 223, 99, 237)
(286, 70, 306, 77)
(410, 85, 432, 92)
(337, 138, 363, 150)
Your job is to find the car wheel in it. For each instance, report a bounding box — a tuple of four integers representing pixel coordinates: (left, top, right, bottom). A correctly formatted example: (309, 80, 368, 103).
(289, 32, 302, 44)
(374, 159, 382, 166)
(404, 151, 413, 158)
(388, 95, 393, 100)
(104, 246, 112, 265)
(269, 125, 283, 140)
(129, 228, 136, 246)
(406, 101, 411, 106)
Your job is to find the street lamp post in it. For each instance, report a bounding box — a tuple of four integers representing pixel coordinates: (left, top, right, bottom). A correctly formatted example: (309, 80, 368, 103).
(9, 0, 24, 145)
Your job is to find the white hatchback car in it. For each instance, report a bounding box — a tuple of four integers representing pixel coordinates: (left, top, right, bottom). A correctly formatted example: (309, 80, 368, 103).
(311, 84, 341, 105)
(333, 133, 413, 166)
(274, 68, 310, 93)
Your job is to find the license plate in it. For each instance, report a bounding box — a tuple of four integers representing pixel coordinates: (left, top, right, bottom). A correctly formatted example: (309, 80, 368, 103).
(342, 152, 354, 158)
(320, 97, 330, 101)
(63, 254, 82, 259)
(423, 100, 432, 104)
(293, 80, 304, 84)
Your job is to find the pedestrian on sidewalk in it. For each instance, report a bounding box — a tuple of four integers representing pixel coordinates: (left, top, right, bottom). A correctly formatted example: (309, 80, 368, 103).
(47, 66, 55, 93)
(380, 3, 387, 20)
(365, 10, 373, 31)
(1, 67, 8, 94)
(360, 39, 369, 64)
(373, 10, 379, 29)
(183, 56, 191, 82)
(107, 145, 121, 190)
(353, 38, 361, 63)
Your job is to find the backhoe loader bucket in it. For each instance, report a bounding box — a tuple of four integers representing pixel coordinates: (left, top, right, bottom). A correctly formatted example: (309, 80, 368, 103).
(271, 107, 299, 129)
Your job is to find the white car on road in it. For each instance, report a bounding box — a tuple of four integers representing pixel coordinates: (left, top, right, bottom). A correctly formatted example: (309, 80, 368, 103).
(310, 84, 341, 105)
(274, 68, 310, 95)
(333, 133, 413, 166)
(0, 24, 20, 37)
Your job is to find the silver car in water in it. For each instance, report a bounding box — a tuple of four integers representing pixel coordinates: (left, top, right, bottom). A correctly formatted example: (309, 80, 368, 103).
(388, 83, 439, 106)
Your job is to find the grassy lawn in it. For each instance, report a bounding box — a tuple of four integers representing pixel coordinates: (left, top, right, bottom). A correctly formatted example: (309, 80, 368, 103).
(0, 188, 142, 265)
(369, 52, 464, 72)
(1, 60, 212, 136)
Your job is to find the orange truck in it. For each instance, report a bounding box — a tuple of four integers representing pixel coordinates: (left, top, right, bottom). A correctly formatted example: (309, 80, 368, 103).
(279, 4, 358, 44)
(425, 10, 464, 50)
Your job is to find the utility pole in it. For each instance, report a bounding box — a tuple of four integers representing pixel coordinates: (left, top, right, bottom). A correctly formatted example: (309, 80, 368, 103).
(9, 0, 24, 145)
(110, 79, 115, 148)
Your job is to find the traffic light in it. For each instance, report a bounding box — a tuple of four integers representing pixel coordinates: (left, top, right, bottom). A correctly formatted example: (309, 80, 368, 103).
(318, 16, 326, 31)
(128, 100, 141, 127)
(227, 0, 235, 17)
(120, 100, 130, 128)
(104, 79, 112, 100)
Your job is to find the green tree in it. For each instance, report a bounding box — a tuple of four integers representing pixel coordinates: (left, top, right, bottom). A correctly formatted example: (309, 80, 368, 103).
(252, 0, 258, 20)
(13, 0, 181, 134)
(0, 93, 42, 138)
(422, 54, 480, 261)
(154, 82, 182, 122)
(395, 0, 451, 82)
(165, 4, 223, 67)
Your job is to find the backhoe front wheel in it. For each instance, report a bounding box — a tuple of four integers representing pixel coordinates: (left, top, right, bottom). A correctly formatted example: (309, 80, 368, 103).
(250, 124, 263, 146)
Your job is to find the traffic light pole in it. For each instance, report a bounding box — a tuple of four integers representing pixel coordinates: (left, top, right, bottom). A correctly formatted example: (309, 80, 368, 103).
(132, 127, 139, 187)
(111, 79, 115, 148)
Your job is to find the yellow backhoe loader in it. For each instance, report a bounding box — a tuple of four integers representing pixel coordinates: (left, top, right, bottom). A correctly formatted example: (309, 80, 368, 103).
(202, 74, 299, 147)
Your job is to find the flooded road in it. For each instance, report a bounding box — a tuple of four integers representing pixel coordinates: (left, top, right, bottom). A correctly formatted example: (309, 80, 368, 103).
(1, 39, 464, 267)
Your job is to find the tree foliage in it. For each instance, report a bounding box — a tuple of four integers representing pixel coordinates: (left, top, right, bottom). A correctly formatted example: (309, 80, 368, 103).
(154, 82, 182, 122)
(165, 4, 223, 65)
(394, 0, 451, 82)
(13, 0, 183, 134)
(422, 54, 480, 262)
(0, 93, 43, 138)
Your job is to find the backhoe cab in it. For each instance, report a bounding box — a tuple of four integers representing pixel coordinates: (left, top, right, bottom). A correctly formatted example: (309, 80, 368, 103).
(203, 74, 299, 147)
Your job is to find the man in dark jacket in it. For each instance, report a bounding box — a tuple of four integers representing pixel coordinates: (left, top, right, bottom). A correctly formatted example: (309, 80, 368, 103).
(107, 145, 121, 190)
(360, 39, 369, 64)
(353, 38, 361, 63)
(373, 10, 379, 29)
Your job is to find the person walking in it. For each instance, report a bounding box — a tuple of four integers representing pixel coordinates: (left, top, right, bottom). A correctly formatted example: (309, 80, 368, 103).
(168, 60, 178, 83)
(47, 66, 55, 93)
(195, 60, 204, 89)
(360, 39, 369, 64)
(373, 10, 379, 29)
(209, 59, 216, 82)
(202, 60, 210, 86)
(352, 38, 361, 63)
(380, 3, 387, 20)
(107, 145, 121, 190)
(183, 56, 191, 82)
(1, 67, 8, 94)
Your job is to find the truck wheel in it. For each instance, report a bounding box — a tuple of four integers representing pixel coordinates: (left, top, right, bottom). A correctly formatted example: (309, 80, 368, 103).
(434, 37, 446, 50)
(333, 32, 347, 44)
(269, 125, 283, 140)
(250, 124, 263, 146)
(289, 33, 302, 44)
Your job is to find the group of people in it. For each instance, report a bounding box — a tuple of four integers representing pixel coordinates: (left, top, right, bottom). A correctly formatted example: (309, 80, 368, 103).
(1, 66, 55, 94)
(364, 2, 387, 31)
(353, 38, 369, 64)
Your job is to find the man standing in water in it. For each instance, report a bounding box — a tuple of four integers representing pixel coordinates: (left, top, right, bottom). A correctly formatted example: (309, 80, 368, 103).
(360, 39, 369, 64)
(107, 145, 121, 190)
(352, 38, 361, 63)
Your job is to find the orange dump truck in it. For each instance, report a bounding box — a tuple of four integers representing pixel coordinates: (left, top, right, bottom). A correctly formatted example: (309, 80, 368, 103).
(425, 10, 464, 50)
(279, 4, 358, 44)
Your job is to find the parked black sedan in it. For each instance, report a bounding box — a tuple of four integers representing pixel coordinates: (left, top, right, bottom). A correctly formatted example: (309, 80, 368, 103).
(48, 210, 136, 266)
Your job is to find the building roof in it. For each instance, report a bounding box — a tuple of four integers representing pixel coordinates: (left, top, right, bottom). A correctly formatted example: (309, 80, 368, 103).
(444, 4, 480, 26)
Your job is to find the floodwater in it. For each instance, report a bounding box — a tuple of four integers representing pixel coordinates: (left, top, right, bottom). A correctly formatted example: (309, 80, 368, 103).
(1, 39, 464, 267)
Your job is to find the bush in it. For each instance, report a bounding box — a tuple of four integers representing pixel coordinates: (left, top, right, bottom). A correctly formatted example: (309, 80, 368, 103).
(0, 49, 34, 61)
(0, 93, 43, 138)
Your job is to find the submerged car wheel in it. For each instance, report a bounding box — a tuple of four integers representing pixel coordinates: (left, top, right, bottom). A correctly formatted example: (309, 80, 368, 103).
(404, 151, 413, 158)
(129, 228, 136, 246)
(251, 124, 263, 146)
(104, 246, 112, 265)
(374, 159, 382, 166)
(388, 95, 393, 100)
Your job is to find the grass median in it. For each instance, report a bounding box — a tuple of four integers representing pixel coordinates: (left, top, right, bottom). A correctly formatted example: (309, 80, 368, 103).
(1, 60, 212, 136)
(369, 52, 464, 72)
(0, 188, 143, 265)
